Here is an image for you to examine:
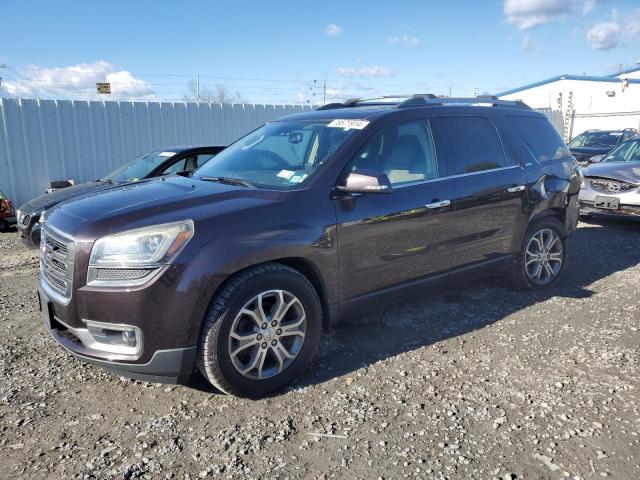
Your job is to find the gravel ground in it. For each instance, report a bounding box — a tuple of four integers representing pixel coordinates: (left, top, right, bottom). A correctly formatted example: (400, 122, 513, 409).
(0, 219, 638, 480)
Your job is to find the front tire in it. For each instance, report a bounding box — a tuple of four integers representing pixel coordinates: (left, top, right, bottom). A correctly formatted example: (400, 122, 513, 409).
(510, 217, 568, 290)
(197, 263, 322, 398)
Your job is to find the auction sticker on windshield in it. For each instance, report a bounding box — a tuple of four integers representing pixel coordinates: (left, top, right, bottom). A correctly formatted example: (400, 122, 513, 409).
(328, 119, 369, 130)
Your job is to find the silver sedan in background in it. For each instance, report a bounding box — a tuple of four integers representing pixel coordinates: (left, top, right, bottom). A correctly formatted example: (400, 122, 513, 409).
(579, 135, 640, 219)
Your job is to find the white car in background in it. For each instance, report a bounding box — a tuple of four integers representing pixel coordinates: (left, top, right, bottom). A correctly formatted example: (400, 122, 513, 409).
(579, 135, 640, 219)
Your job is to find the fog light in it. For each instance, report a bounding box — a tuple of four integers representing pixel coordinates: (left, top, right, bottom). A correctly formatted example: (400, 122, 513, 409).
(121, 330, 136, 346)
(82, 320, 142, 357)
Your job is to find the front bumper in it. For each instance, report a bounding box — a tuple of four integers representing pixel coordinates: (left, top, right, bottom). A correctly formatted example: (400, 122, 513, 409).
(579, 200, 640, 218)
(579, 182, 640, 218)
(38, 283, 198, 384)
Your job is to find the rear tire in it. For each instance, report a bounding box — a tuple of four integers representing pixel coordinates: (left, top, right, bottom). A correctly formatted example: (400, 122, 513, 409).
(510, 216, 568, 291)
(197, 263, 322, 398)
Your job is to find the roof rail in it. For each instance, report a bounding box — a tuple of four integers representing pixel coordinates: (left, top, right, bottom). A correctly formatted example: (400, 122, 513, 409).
(395, 95, 532, 110)
(316, 94, 532, 111)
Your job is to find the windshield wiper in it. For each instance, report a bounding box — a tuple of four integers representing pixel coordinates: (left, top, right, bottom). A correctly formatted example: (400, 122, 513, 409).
(199, 176, 256, 188)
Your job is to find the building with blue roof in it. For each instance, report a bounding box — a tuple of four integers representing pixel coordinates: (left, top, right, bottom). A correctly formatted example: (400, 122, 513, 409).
(495, 67, 640, 140)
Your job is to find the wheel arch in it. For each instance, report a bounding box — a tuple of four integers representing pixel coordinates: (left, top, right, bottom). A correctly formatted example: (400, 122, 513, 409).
(201, 257, 332, 333)
(528, 207, 567, 235)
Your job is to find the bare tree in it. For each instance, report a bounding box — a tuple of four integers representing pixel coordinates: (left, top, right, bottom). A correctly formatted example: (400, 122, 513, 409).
(182, 81, 248, 104)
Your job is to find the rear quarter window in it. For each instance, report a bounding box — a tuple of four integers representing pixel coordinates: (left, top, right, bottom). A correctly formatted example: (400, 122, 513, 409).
(510, 116, 571, 163)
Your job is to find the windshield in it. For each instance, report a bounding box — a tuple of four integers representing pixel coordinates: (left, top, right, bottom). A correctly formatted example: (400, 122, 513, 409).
(103, 151, 176, 182)
(603, 139, 640, 163)
(569, 131, 622, 148)
(192, 120, 361, 189)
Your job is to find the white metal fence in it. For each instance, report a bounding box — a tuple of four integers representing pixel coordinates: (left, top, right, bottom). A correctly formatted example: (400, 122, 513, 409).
(0, 98, 568, 207)
(0, 98, 312, 206)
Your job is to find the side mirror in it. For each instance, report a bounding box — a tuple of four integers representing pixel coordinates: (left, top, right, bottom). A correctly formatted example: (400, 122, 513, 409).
(335, 170, 392, 194)
(588, 154, 605, 163)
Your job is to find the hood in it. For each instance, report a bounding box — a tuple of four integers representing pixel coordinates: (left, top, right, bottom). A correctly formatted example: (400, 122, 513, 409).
(569, 146, 612, 158)
(46, 175, 281, 239)
(583, 162, 640, 184)
(22, 181, 120, 212)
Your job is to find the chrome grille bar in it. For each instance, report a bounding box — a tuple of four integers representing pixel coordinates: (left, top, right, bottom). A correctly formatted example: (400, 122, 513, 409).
(40, 226, 76, 304)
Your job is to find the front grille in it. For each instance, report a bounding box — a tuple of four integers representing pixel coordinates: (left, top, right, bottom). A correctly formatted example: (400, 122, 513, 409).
(588, 178, 638, 194)
(40, 227, 75, 301)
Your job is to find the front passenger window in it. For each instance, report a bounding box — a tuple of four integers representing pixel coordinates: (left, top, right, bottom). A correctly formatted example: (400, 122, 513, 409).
(348, 120, 438, 186)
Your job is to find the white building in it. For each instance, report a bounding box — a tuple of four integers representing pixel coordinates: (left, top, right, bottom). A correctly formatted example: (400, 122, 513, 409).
(496, 66, 640, 140)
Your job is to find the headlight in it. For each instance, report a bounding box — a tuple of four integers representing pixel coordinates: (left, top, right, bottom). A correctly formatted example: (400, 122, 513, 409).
(87, 219, 194, 286)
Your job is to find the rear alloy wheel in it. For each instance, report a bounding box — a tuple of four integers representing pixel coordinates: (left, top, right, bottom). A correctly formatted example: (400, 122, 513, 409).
(510, 217, 568, 290)
(524, 228, 563, 286)
(197, 263, 322, 398)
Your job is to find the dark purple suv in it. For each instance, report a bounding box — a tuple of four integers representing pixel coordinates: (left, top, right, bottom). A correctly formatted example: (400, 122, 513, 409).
(38, 95, 582, 398)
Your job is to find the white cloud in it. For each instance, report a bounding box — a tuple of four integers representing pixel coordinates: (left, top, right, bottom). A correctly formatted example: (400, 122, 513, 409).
(503, 0, 573, 30)
(587, 21, 620, 49)
(2, 61, 155, 100)
(388, 35, 424, 48)
(337, 66, 395, 78)
(582, 0, 597, 15)
(626, 9, 640, 39)
(325, 24, 343, 36)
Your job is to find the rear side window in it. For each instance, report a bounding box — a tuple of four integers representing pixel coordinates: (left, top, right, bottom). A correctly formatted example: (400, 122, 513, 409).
(511, 116, 570, 163)
(432, 116, 507, 175)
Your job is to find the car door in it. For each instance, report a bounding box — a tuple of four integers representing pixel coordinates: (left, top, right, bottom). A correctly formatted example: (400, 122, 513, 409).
(335, 118, 456, 301)
(430, 115, 528, 269)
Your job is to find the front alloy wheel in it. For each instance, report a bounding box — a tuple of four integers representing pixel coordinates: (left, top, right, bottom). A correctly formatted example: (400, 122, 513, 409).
(197, 263, 322, 398)
(229, 290, 307, 380)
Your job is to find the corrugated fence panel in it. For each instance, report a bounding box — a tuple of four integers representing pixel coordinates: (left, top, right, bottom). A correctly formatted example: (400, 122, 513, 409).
(0, 98, 312, 206)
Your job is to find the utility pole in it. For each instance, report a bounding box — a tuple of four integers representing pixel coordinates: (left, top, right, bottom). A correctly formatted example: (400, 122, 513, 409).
(323, 80, 326, 105)
(448, 86, 452, 97)
(196, 75, 200, 104)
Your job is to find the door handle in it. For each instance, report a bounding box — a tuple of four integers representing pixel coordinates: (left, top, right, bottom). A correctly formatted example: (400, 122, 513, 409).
(425, 199, 451, 209)
(507, 185, 526, 193)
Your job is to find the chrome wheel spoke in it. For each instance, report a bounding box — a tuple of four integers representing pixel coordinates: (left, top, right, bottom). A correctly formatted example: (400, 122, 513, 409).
(534, 262, 543, 280)
(545, 234, 559, 250)
(532, 232, 544, 251)
(256, 293, 268, 323)
(274, 297, 299, 323)
(548, 252, 563, 263)
(275, 342, 295, 360)
(240, 308, 263, 329)
(241, 347, 267, 378)
(230, 332, 258, 357)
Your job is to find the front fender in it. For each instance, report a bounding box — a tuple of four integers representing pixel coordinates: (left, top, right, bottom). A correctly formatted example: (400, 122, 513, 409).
(178, 221, 339, 345)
